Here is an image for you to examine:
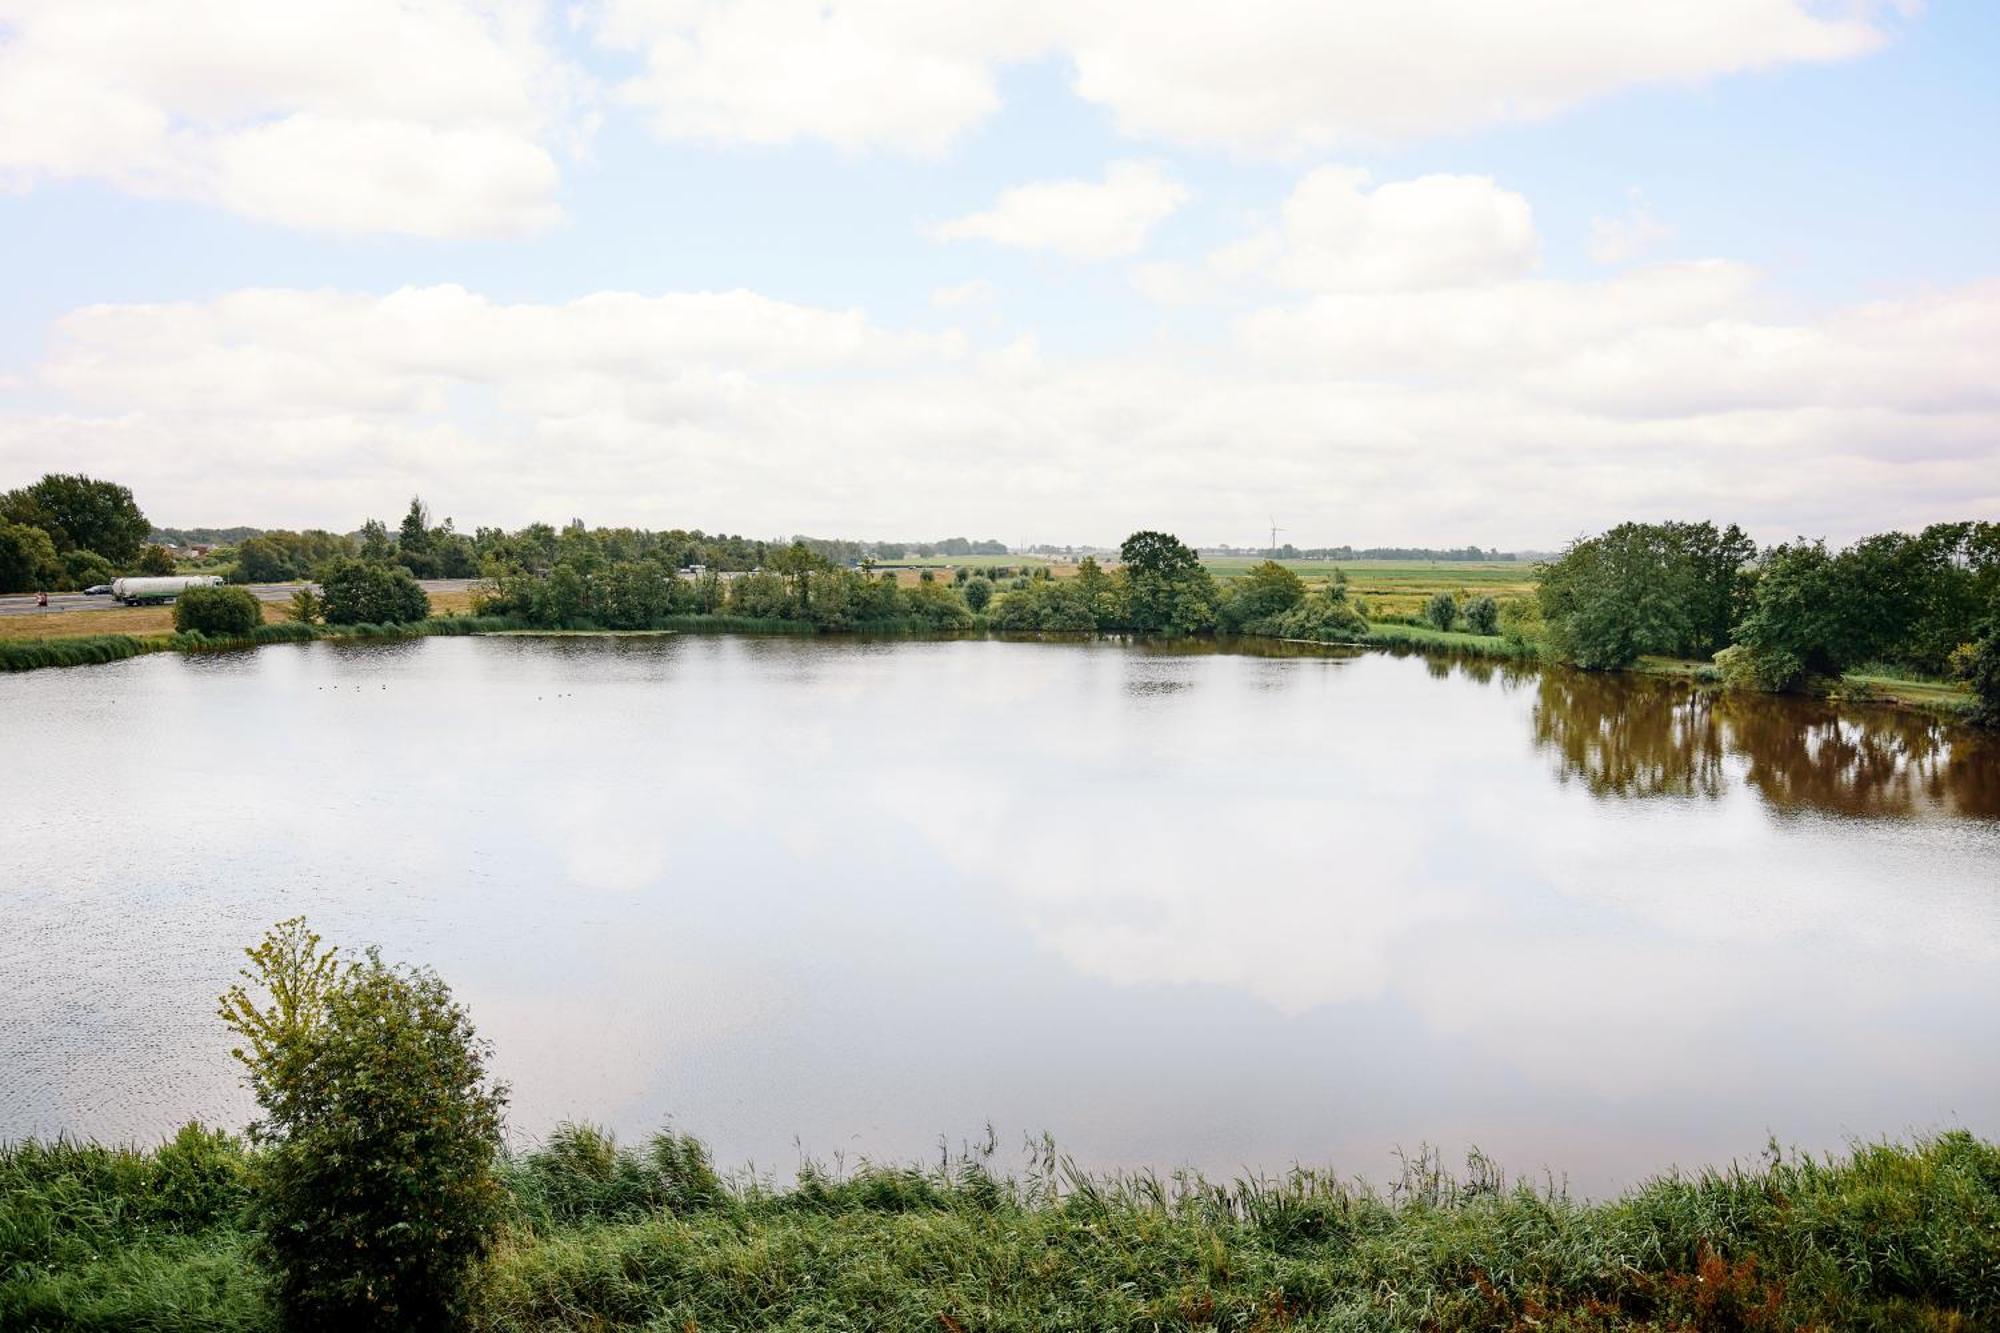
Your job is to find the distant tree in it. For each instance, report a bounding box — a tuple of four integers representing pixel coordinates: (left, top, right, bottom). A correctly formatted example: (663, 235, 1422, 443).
(174, 585, 262, 636)
(1119, 530, 1216, 634)
(0, 473, 150, 564)
(398, 497, 432, 556)
(1219, 560, 1306, 633)
(320, 558, 430, 624)
(137, 543, 178, 576)
(1462, 595, 1500, 636)
(0, 521, 61, 593)
(766, 541, 827, 616)
(963, 575, 993, 612)
(1424, 592, 1459, 631)
(358, 518, 395, 563)
(219, 920, 507, 1330)
(287, 588, 323, 625)
(60, 548, 116, 591)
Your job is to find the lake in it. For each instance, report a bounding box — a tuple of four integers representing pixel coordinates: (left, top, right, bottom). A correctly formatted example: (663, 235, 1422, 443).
(4, 634, 1997, 1194)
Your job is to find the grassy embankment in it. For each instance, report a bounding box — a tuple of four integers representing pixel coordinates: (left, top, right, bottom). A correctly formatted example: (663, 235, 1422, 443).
(4, 1125, 1998, 1330)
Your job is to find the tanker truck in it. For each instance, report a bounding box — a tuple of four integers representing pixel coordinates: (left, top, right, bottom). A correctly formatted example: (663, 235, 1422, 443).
(110, 575, 223, 605)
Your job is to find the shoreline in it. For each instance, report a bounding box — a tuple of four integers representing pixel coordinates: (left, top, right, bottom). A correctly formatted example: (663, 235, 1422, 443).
(1, 613, 1977, 726)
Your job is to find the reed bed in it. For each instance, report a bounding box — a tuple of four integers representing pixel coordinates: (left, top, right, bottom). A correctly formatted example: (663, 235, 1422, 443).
(5, 1126, 1996, 1330)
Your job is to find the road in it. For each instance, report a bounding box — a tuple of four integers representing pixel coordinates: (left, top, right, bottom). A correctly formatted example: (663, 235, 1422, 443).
(0, 579, 480, 617)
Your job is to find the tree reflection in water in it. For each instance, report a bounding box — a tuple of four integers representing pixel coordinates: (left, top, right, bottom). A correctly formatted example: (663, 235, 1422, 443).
(1532, 669, 2000, 819)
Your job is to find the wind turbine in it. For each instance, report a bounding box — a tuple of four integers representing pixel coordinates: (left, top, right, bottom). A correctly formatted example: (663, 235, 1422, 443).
(1268, 517, 1286, 554)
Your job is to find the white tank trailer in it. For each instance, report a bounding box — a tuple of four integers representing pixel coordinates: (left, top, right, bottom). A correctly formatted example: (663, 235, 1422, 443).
(111, 575, 223, 605)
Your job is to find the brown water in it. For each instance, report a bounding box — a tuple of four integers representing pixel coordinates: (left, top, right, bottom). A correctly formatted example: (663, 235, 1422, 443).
(3, 634, 1996, 1192)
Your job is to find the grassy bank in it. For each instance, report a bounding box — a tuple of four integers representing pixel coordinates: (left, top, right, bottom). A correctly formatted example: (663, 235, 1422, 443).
(0, 615, 526, 673)
(4, 1125, 1997, 1330)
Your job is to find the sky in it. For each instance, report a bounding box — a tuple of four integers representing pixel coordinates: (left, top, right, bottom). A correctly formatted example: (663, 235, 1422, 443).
(0, 0, 1995, 549)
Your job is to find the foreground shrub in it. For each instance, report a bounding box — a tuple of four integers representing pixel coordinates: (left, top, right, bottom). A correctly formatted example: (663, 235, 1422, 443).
(173, 585, 262, 636)
(1461, 595, 1500, 636)
(220, 919, 507, 1330)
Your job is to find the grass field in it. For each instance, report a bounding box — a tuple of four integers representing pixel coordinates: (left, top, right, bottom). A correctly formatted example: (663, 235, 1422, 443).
(1199, 558, 1538, 623)
(5, 1125, 1997, 1330)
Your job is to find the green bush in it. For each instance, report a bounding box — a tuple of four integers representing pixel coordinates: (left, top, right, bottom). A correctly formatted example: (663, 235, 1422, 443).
(319, 558, 431, 625)
(220, 920, 508, 1329)
(173, 585, 262, 636)
(1461, 595, 1500, 636)
(962, 575, 993, 611)
(1960, 611, 2000, 729)
(1424, 591, 1458, 631)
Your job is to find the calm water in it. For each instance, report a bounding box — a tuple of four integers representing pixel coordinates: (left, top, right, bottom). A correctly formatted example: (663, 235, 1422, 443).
(4, 634, 1997, 1193)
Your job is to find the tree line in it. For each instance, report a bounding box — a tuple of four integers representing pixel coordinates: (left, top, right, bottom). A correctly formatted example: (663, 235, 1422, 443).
(1536, 520, 2000, 724)
(0, 473, 176, 591)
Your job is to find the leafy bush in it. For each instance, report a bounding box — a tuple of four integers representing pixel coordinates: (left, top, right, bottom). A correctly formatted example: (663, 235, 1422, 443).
(0, 521, 60, 593)
(1959, 612, 2000, 729)
(173, 585, 262, 636)
(962, 575, 993, 611)
(1424, 592, 1458, 631)
(1461, 595, 1500, 636)
(220, 920, 508, 1329)
(1271, 588, 1368, 641)
(137, 544, 179, 575)
(287, 587, 323, 624)
(60, 548, 116, 591)
(319, 557, 431, 625)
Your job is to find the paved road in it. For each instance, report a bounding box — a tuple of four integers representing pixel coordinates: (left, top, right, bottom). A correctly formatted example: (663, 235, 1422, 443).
(0, 579, 480, 618)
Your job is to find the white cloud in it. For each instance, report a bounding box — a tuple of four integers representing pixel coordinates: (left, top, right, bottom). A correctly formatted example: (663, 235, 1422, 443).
(1589, 189, 1675, 265)
(586, 0, 1893, 155)
(927, 161, 1187, 260)
(4, 260, 1995, 546)
(930, 278, 997, 309)
(0, 0, 585, 237)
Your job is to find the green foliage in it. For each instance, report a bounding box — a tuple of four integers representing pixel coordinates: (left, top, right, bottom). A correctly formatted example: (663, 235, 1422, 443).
(319, 558, 431, 625)
(0, 472, 151, 564)
(1461, 594, 1500, 636)
(137, 543, 178, 576)
(1119, 530, 1217, 633)
(0, 633, 157, 671)
(1960, 611, 2000, 729)
(1498, 596, 1543, 648)
(1217, 560, 1306, 633)
(1270, 586, 1369, 641)
(987, 578, 1102, 631)
(219, 920, 507, 1330)
(1538, 521, 1756, 669)
(287, 588, 323, 625)
(0, 521, 60, 593)
(173, 585, 263, 636)
(12, 1129, 2000, 1332)
(60, 548, 116, 591)
(962, 575, 993, 611)
(234, 530, 355, 583)
(1424, 591, 1458, 631)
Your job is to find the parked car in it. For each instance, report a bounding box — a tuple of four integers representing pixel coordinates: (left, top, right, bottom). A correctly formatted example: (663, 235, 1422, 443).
(83, 584, 112, 596)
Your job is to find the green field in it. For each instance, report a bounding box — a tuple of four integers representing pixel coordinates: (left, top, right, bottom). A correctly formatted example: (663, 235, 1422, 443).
(1198, 558, 1537, 623)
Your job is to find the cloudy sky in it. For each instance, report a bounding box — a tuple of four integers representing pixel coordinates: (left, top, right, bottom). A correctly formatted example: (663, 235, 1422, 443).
(1, 0, 1994, 548)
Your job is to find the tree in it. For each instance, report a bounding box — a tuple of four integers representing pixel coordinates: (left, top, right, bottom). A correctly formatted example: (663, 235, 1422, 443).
(220, 920, 507, 1330)
(61, 548, 115, 591)
(1537, 522, 1754, 670)
(1118, 531, 1215, 634)
(358, 518, 395, 563)
(1727, 540, 1879, 691)
(175, 586, 262, 636)
(0, 473, 150, 564)
(766, 541, 826, 616)
(287, 588, 323, 625)
(962, 575, 993, 612)
(1219, 560, 1306, 633)
(138, 543, 178, 575)
(1958, 611, 2000, 730)
(1424, 592, 1459, 631)
(0, 522, 60, 593)
(1462, 595, 1500, 636)
(320, 558, 430, 624)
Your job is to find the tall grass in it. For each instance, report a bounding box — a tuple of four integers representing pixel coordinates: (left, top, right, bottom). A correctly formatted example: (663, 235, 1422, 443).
(6, 1127, 1997, 1330)
(0, 634, 161, 672)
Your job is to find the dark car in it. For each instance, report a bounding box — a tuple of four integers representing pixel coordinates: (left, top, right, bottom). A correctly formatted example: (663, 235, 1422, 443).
(83, 584, 112, 596)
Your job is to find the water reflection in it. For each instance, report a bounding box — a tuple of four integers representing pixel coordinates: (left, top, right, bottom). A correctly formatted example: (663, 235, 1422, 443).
(2, 635, 1996, 1195)
(1531, 669, 2000, 819)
